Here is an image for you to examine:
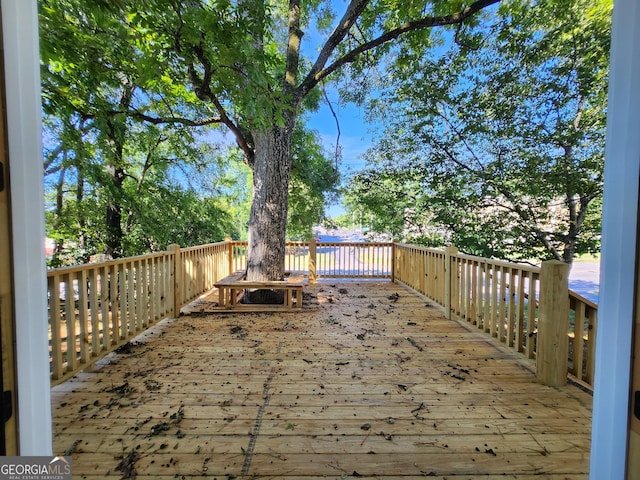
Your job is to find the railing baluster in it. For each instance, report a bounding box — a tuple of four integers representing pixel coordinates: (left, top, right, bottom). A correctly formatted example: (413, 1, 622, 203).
(526, 272, 538, 360)
(160, 253, 168, 318)
(474, 260, 484, 329)
(139, 259, 147, 329)
(110, 263, 120, 345)
(64, 273, 76, 372)
(120, 262, 128, 340)
(498, 266, 507, 342)
(516, 268, 526, 353)
(459, 257, 465, 316)
(150, 257, 157, 322)
(127, 261, 135, 335)
(490, 264, 498, 336)
(483, 262, 491, 332)
(49, 275, 63, 380)
(471, 260, 477, 326)
(78, 269, 89, 365)
(100, 265, 110, 351)
(507, 268, 516, 347)
(585, 307, 597, 385)
(89, 268, 100, 357)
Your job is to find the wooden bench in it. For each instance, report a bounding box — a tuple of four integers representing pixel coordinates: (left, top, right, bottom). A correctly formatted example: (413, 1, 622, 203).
(214, 271, 305, 309)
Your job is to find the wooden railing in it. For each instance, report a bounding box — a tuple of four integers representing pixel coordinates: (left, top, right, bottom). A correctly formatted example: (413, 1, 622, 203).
(452, 251, 541, 360)
(47, 242, 230, 385)
(228, 240, 394, 280)
(393, 244, 447, 305)
(228, 242, 312, 274)
(569, 290, 598, 386)
(46, 239, 394, 384)
(47, 239, 596, 388)
(170, 242, 230, 311)
(313, 241, 393, 278)
(48, 251, 175, 384)
(393, 244, 597, 388)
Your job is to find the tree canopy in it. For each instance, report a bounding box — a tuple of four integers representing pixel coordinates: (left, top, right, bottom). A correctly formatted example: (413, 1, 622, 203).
(40, 0, 340, 265)
(40, 0, 501, 278)
(345, 0, 611, 264)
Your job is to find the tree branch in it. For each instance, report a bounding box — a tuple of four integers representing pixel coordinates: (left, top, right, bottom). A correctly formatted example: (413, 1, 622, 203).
(182, 29, 256, 165)
(209, 96, 255, 167)
(299, 0, 500, 96)
(435, 104, 487, 173)
(285, 0, 303, 95)
(440, 140, 564, 261)
(119, 110, 223, 127)
(168, 3, 256, 164)
(298, 0, 371, 97)
(321, 83, 342, 169)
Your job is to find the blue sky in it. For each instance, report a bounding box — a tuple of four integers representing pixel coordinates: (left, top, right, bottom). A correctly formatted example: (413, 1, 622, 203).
(309, 97, 372, 173)
(306, 93, 374, 217)
(300, 2, 378, 218)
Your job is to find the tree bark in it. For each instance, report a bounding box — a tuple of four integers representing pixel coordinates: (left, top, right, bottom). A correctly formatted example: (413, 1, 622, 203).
(51, 165, 67, 267)
(76, 162, 87, 262)
(105, 164, 125, 259)
(104, 85, 133, 259)
(244, 115, 296, 302)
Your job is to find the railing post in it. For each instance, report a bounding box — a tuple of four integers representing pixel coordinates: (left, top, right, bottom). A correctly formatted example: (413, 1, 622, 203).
(168, 244, 181, 318)
(536, 260, 570, 387)
(225, 238, 234, 274)
(391, 241, 397, 283)
(444, 246, 458, 320)
(308, 238, 317, 284)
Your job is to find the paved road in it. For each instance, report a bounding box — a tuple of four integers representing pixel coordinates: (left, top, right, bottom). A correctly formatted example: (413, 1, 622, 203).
(569, 261, 600, 304)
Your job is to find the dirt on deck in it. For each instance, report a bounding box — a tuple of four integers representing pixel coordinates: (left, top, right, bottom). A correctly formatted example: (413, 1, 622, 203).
(51, 280, 593, 479)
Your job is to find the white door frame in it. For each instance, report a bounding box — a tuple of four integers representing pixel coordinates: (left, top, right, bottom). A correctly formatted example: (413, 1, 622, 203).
(590, 0, 640, 477)
(1, 0, 52, 455)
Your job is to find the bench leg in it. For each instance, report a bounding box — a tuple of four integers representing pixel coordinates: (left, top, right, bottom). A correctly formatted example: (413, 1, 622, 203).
(230, 288, 238, 306)
(295, 287, 302, 308)
(286, 289, 293, 309)
(218, 287, 226, 308)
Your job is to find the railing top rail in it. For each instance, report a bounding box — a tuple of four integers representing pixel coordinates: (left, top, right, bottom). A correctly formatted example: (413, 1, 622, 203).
(230, 240, 311, 244)
(393, 243, 445, 254)
(230, 240, 394, 246)
(454, 252, 541, 274)
(47, 250, 173, 277)
(394, 243, 542, 274)
(317, 241, 394, 247)
(569, 289, 598, 310)
(180, 241, 229, 253)
(227, 241, 314, 247)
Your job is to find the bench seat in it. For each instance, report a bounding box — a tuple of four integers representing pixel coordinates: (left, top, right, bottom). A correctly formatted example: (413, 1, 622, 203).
(214, 271, 304, 309)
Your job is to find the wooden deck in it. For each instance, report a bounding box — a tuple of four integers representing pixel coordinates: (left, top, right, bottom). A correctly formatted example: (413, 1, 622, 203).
(51, 281, 592, 479)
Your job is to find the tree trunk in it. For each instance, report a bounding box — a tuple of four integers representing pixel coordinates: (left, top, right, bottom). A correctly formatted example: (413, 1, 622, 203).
(51, 165, 67, 267)
(104, 86, 133, 259)
(105, 165, 125, 259)
(76, 162, 87, 262)
(244, 117, 295, 303)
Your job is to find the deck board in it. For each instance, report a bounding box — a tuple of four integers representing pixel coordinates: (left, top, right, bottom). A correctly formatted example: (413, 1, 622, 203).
(52, 281, 592, 478)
